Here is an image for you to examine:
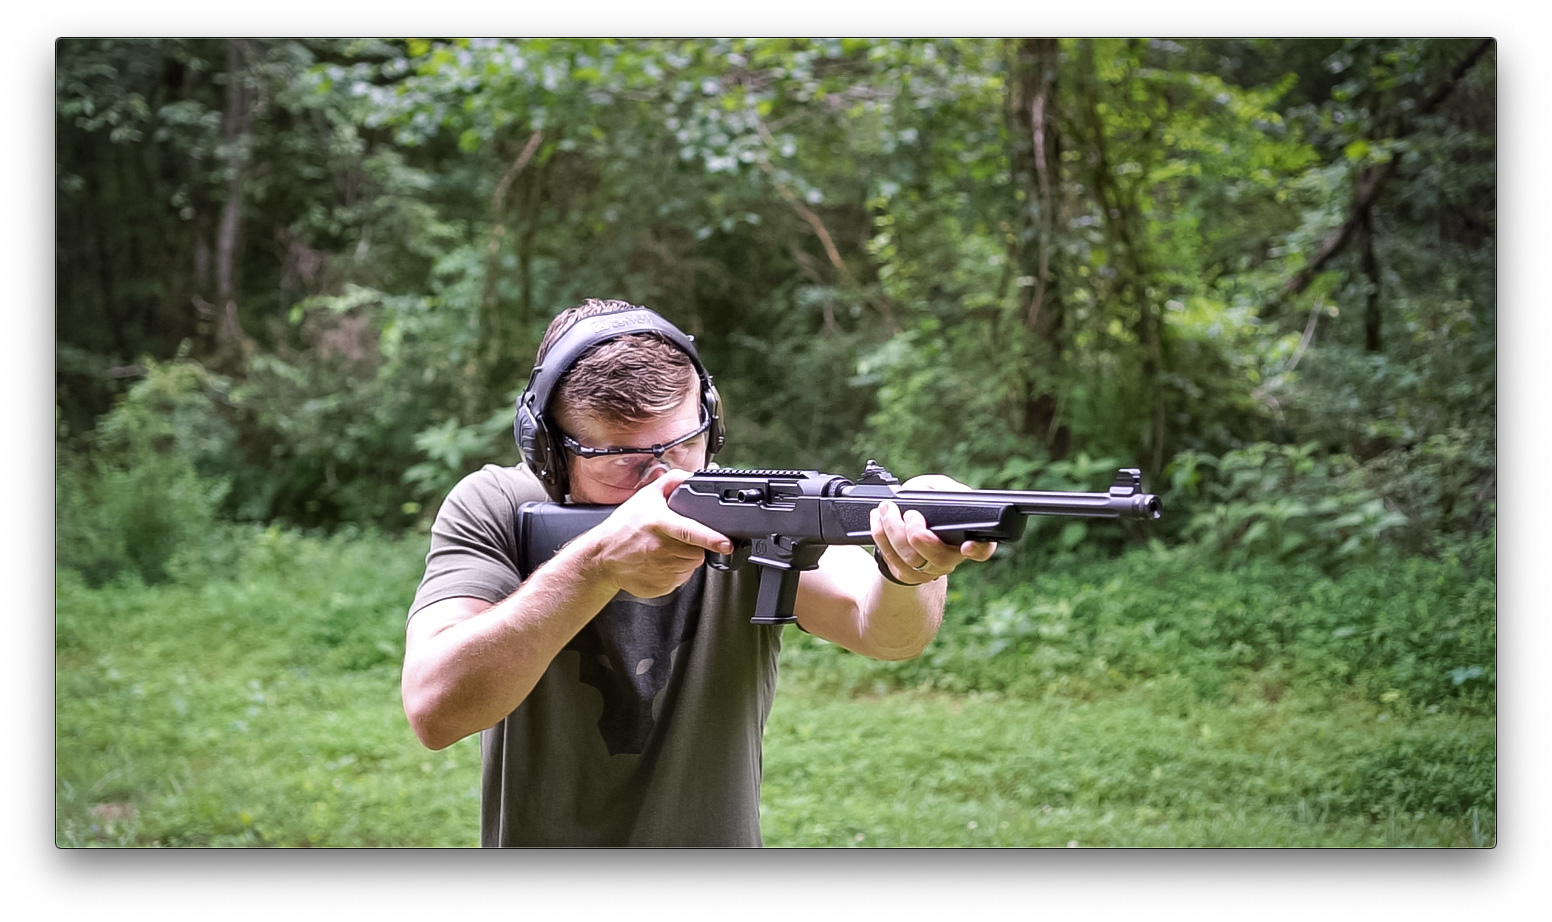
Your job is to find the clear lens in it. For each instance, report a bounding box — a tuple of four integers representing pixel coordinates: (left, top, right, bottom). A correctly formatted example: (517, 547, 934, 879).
(578, 433, 708, 490)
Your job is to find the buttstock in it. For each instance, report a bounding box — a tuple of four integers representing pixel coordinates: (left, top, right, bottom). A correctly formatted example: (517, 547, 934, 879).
(516, 502, 614, 578)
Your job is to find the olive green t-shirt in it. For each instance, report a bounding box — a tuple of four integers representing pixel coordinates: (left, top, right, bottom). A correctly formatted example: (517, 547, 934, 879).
(409, 464, 783, 847)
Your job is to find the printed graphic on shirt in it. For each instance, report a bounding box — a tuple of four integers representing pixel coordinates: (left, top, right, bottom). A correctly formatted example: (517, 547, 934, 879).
(564, 569, 705, 755)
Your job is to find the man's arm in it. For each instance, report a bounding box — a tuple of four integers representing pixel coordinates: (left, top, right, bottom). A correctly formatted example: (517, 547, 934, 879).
(794, 475, 996, 661)
(401, 469, 732, 750)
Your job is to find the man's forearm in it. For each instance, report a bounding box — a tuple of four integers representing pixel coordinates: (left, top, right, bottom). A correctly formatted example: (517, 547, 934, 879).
(404, 469, 734, 749)
(402, 536, 619, 750)
(795, 546, 945, 661)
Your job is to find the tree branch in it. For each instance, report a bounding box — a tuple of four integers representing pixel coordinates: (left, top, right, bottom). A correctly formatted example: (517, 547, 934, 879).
(481, 130, 545, 326)
(1267, 38, 1492, 317)
(749, 107, 899, 331)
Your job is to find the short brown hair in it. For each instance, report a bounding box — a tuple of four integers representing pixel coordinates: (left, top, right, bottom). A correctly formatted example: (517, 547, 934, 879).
(536, 299, 698, 424)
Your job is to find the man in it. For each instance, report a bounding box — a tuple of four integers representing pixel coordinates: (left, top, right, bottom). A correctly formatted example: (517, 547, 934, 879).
(401, 299, 994, 846)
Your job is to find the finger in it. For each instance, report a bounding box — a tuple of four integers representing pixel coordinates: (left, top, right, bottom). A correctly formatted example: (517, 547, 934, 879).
(873, 501, 917, 563)
(660, 511, 733, 555)
(878, 506, 953, 581)
(871, 505, 919, 580)
(960, 540, 998, 562)
(900, 509, 958, 569)
(637, 470, 732, 554)
(875, 536, 921, 583)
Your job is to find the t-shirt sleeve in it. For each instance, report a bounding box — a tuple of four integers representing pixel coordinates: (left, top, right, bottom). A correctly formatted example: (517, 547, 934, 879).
(408, 465, 544, 620)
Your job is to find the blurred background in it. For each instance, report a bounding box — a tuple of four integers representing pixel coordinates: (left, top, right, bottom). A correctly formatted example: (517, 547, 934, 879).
(54, 38, 1495, 847)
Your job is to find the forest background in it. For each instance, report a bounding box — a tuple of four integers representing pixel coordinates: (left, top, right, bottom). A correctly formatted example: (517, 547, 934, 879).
(52, 37, 1500, 850)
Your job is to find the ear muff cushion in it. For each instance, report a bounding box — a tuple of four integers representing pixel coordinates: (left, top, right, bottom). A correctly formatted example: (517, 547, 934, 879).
(514, 396, 568, 500)
(702, 382, 725, 457)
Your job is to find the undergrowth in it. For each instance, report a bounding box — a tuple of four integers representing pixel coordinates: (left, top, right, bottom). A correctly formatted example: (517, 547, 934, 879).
(55, 525, 1495, 847)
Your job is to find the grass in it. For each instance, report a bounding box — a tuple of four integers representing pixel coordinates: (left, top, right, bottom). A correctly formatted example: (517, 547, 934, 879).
(54, 526, 1495, 847)
(761, 675, 1493, 847)
(56, 527, 485, 847)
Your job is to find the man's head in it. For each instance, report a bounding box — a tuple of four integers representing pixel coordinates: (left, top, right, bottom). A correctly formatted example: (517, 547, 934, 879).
(517, 300, 721, 503)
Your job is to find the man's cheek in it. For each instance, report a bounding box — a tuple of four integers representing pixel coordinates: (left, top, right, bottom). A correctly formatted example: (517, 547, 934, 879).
(575, 479, 640, 506)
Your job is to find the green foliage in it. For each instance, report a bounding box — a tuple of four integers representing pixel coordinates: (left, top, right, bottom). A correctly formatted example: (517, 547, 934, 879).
(56, 360, 234, 586)
(1270, 312, 1496, 552)
(55, 456, 224, 588)
(403, 399, 518, 503)
(56, 529, 478, 847)
(57, 532, 1492, 847)
(55, 38, 1494, 552)
(780, 540, 1495, 716)
(223, 350, 429, 528)
(1171, 441, 1407, 568)
(855, 316, 1038, 486)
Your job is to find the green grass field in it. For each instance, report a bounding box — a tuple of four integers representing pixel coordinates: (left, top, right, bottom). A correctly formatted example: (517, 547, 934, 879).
(55, 527, 1495, 847)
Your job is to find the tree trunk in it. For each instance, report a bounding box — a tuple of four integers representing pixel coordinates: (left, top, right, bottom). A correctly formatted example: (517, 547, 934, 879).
(1005, 38, 1069, 459)
(473, 130, 544, 419)
(1078, 40, 1167, 478)
(1357, 193, 1382, 353)
(201, 39, 256, 372)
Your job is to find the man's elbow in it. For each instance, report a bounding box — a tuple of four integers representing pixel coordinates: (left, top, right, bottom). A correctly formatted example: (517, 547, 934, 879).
(861, 609, 942, 662)
(402, 684, 464, 751)
(867, 636, 934, 662)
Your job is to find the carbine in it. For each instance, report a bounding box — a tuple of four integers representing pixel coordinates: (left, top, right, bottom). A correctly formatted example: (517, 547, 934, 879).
(516, 461, 1162, 626)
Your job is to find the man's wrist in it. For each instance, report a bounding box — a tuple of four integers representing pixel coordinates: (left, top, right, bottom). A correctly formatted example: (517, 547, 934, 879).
(559, 529, 620, 594)
(873, 546, 937, 588)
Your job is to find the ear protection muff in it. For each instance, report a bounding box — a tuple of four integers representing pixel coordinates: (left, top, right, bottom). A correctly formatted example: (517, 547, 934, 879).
(514, 306, 725, 501)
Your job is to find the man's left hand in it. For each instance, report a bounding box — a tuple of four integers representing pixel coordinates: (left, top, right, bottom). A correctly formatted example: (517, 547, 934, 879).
(870, 474, 998, 586)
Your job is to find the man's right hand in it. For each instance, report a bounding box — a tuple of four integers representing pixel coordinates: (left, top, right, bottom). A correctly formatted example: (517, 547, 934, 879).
(583, 468, 734, 599)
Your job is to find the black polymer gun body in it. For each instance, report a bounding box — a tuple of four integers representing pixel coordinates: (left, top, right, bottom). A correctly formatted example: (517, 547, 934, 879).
(516, 461, 1163, 627)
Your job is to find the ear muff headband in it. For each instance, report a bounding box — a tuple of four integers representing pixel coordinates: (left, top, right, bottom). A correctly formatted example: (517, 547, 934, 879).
(514, 307, 724, 501)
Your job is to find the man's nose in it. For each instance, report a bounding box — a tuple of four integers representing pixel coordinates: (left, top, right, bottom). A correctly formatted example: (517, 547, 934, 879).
(633, 458, 673, 488)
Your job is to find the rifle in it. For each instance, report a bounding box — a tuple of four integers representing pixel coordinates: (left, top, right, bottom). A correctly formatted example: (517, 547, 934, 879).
(516, 461, 1162, 626)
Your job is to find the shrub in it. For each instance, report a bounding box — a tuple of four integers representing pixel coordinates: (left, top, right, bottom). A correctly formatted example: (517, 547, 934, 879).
(780, 540, 1496, 716)
(1168, 441, 1407, 570)
(56, 360, 233, 586)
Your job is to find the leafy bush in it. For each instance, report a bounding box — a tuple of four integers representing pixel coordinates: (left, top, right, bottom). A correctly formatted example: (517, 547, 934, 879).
(1168, 441, 1407, 569)
(1359, 425, 1496, 552)
(402, 399, 518, 506)
(1268, 291, 1496, 553)
(781, 539, 1495, 715)
(56, 453, 227, 587)
(56, 360, 234, 586)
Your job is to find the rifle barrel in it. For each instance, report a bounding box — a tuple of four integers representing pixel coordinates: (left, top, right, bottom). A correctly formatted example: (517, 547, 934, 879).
(890, 488, 1162, 520)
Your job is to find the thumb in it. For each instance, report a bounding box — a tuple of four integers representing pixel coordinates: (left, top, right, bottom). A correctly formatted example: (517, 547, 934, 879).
(649, 469, 732, 554)
(652, 467, 696, 497)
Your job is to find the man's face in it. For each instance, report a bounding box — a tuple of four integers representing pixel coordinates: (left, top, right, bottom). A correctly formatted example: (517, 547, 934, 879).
(557, 394, 708, 505)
